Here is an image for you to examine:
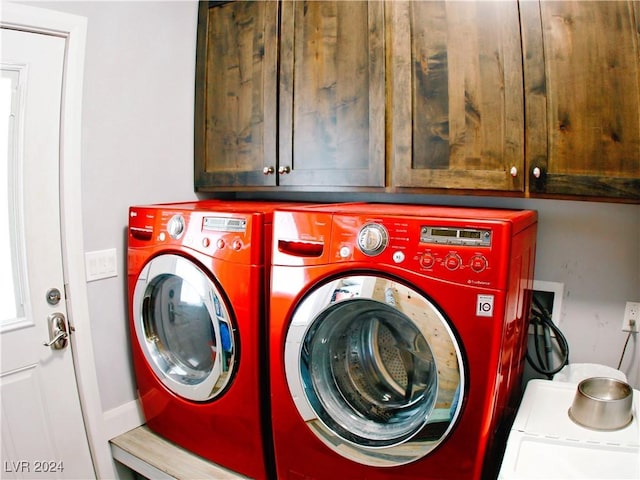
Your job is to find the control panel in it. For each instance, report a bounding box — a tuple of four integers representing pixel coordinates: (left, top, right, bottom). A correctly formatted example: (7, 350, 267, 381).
(272, 205, 535, 290)
(128, 206, 259, 265)
(331, 214, 506, 288)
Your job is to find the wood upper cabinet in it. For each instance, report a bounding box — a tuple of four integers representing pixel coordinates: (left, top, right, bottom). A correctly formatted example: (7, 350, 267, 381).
(521, 1, 640, 201)
(195, 0, 384, 190)
(195, 1, 638, 201)
(195, 1, 279, 188)
(387, 1, 525, 192)
(278, 0, 385, 188)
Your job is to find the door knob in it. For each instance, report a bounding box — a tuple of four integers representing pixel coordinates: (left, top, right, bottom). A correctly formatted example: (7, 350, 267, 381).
(43, 312, 69, 349)
(46, 287, 62, 305)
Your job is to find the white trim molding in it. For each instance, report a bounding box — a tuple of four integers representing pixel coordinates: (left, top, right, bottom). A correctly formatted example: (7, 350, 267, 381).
(1, 3, 115, 478)
(103, 399, 145, 441)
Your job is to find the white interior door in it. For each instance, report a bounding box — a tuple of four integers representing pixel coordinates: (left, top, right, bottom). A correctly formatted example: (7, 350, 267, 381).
(0, 27, 95, 479)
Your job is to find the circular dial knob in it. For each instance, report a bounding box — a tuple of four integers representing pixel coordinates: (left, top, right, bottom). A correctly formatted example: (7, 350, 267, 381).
(470, 255, 488, 272)
(420, 253, 435, 269)
(357, 223, 388, 256)
(444, 253, 462, 271)
(167, 214, 185, 239)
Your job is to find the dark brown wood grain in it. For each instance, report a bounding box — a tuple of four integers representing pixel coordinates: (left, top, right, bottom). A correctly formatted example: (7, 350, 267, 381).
(279, 0, 385, 187)
(388, 1, 525, 192)
(195, 1, 279, 188)
(194, 0, 639, 203)
(522, 0, 640, 200)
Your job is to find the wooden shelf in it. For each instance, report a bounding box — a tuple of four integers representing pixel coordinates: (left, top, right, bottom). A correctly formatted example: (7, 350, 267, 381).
(110, 425, 248, 480)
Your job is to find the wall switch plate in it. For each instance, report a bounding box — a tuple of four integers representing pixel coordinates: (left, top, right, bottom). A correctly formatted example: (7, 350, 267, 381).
(622, 301, 640, 332)
(85, 248, 118, 282)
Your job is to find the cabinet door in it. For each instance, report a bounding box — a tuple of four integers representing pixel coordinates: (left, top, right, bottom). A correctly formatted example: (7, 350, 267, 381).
(522, 1, 640, 201)
(388, 1, 525, 192)
(194, 1, 279, 189)
(278, 0, 385, 188)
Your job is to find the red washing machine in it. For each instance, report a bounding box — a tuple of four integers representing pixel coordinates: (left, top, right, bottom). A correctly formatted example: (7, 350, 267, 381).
(269, 203, 537, 480)
(128, 200, 296, 480)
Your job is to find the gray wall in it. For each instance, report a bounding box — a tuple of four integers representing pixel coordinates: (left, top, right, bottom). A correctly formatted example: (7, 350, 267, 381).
(38, 0, 640, 421)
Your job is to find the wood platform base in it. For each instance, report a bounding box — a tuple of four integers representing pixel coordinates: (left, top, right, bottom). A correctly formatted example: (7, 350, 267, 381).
(110, 425, 248, 479)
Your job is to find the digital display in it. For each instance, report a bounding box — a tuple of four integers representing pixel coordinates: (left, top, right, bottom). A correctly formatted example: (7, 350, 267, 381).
(431, 228, 457, 237)
(203, 217, 247, 232)
(459, 230, 481, 239)
(420, 226, 491, 246)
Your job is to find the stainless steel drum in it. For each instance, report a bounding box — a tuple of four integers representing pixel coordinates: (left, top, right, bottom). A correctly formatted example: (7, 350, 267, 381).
(285, 274, 464, 466)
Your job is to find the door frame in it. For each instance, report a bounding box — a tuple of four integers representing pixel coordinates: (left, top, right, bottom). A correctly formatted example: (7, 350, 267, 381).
(2, 3, 115, 478)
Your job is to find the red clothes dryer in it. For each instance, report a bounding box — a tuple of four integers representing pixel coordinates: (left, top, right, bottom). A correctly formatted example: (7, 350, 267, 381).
(128, 200, 294, 480)
(269, 203, 537, 480)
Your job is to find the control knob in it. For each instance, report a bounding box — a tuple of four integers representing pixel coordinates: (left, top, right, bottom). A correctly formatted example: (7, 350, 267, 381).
(444, 253, 462, 271)
(470, 255, 488, 273)
(357, 223, 388, 256)
(420, 253, 435, 269)
(167, 214, 185, 239)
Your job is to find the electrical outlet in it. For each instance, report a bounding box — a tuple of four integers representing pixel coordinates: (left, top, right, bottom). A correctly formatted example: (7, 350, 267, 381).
(622, 301, 639, 332)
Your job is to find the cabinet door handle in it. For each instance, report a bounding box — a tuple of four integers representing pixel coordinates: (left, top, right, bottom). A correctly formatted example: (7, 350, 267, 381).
(263, 166, 274, 175)
(532, 167, 542, 178)
(278, 166, 291, 174)
(510, 166, 518, 177)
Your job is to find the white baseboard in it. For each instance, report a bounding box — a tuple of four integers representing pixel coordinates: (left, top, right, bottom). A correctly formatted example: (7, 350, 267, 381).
(103, 399, 145, 440)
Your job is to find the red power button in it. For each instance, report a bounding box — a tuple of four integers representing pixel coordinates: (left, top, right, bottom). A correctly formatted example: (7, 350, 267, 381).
(470, 255, 488, 272)
(444, 254, 462, 271)
(420, 253, 435, 269)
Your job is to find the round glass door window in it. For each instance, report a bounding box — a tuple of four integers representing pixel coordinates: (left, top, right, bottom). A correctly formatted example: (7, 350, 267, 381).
(285, 275, 464, 466)
(133, 254, 235, 402)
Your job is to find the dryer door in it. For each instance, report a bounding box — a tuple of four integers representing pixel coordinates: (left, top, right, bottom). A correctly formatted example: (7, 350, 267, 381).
(285, 274, 464, 467)
(132, 254, 235, 401)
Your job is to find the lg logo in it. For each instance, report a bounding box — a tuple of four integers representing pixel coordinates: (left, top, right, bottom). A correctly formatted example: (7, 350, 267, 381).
(476, 294, 494, 317)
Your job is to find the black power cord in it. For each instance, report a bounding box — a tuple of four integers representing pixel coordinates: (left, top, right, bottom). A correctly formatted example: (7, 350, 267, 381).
(617, 319, 636, 370)
(526, 295, 570, 378)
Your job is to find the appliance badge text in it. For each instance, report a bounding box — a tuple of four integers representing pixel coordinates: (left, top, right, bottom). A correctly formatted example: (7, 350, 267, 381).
(476, 294, 494, 317)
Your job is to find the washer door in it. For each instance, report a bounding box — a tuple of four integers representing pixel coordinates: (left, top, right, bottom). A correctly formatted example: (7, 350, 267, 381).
(132, 254, 235, 402)
(285, 274, 464, 467)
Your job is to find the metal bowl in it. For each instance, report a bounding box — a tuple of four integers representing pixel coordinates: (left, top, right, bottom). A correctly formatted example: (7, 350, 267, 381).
(568, 377, 633, 431)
